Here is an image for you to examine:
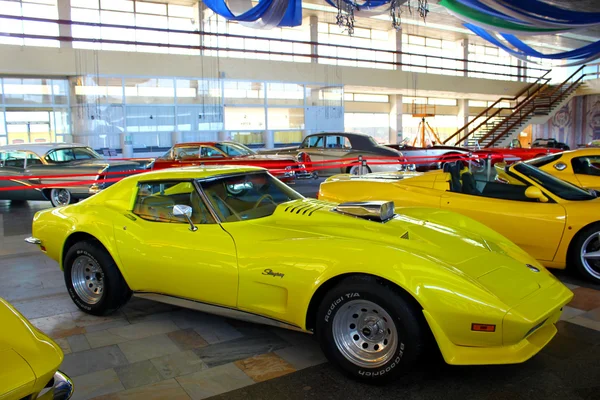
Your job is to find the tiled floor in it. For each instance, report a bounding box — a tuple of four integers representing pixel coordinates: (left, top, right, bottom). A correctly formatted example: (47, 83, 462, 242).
(1, 191, 600, 400)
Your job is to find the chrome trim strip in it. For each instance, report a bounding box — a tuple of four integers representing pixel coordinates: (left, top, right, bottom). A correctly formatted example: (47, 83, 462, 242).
(134, 292, 308, 333)
(24, 237, 41, 245)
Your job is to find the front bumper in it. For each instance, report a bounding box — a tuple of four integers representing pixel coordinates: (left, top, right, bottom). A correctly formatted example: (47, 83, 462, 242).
(36, 370, 74, 400)
(424, 281, 572, 366)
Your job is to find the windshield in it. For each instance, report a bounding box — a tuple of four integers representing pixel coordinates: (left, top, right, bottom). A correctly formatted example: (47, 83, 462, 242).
(214, 142, 255, 156)
(200, 172, 303, 222)
(525, 153, 562, 168)
(45, 147, 102, 163)
(513, 163, 596, 201)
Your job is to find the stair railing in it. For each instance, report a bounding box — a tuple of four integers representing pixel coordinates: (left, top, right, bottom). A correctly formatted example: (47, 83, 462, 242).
(443, 70, 551, 146)
(484, 65, 588, 148)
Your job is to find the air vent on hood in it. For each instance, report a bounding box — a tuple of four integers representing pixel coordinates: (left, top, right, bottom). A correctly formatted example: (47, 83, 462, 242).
(284, 203, 324, 216)
(400, 231, 409, 240)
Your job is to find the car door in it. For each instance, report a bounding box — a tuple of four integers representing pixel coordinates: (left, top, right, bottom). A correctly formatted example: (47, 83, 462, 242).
(113, 180, 238, 307)
(571, 155, 600, 190)
(441, 183, 565, 262)
(299, 135, 325, 162)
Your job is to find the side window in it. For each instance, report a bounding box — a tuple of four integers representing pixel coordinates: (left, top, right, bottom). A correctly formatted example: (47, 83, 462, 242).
(572, 156, 600, 176)
(0, 151, 26, 168)
(45, 149, 75, 163)
(304, 136, 324, 148)
(200, 146, 225, 158)
(174, 146, 199, 160)
(72, 148, 96, 160)
(25, 153, 43, 167)
(325, 135, 351, 149)
(133, 181, 215, 224)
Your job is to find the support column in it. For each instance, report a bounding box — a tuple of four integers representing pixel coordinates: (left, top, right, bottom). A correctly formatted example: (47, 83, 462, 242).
(458, 38, 468, 77)
(389, 94, 403, 144)
(57, 0, 72, 48)
(457, 99, 469, 139)
(309, 15, 318, 64)
(394, 28, 402, 70)
(262, 130, 274, 149)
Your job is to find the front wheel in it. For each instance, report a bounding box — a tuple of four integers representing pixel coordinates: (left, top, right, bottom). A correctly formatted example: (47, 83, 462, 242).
(64, 240, 132, 315)
(50, 188, 74, 207)
(570, 223, 600, 284)
(316, 275, 425, 383)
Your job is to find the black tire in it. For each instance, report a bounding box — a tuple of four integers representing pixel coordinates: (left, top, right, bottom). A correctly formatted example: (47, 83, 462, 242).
(49, 188, 74, 207)
(64, 240, 132, 315)
(316, 275, 425, 383)
(347, 165, 372, 175)
(569, 223, 600, 284)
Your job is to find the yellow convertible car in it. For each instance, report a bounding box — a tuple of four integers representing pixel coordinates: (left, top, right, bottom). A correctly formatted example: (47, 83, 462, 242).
(319, 161, 600, 284)
(28, 166, 572, 383)
(525, 149, 600, 190)
(0, 297, 73, 400)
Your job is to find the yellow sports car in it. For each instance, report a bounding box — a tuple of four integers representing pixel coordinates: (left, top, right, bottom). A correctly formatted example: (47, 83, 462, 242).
(28, 166, 572, 383)
(0, 297, 73, 400)
(525, 149, 600, 190)
(319, 161, 600, 284)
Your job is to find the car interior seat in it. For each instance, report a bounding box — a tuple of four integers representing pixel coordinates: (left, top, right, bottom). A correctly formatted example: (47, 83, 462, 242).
(573, 158, 593, 175)
(460, 172, 479, 195)
(443, 161, 462, 192)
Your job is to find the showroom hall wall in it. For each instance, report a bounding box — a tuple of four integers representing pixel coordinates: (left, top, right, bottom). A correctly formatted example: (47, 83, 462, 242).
(532, 94, 600, 148)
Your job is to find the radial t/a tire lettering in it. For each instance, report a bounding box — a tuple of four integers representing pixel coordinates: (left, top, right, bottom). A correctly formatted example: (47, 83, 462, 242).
(64, 240, 132, 316)
(315, 275, 425, 383)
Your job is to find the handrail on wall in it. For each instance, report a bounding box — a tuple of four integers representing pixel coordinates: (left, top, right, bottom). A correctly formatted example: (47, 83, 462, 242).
(443, 70, 551, 146)
(0, 14, 549, 81)
(483, 65, 588, 148)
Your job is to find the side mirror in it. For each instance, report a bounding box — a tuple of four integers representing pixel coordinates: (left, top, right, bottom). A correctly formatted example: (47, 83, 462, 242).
(173, 204, 197, 231)
(525, 186, 548, 203)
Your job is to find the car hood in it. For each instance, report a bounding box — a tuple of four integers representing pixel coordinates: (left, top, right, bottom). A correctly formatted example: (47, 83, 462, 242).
(0, 298, 62, 388)
(257, 146, 299, 155)
(263, 199, 558, 307)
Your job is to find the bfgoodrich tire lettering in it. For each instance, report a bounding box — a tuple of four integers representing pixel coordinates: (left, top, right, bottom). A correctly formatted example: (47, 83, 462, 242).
(316, 275, 425, 383)
(64, 240, 132, 315)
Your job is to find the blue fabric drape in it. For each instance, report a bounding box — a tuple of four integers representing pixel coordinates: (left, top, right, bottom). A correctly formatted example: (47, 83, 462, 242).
(501, 34, 600, 60)
(203, 0, 302, 26)
(496, 0, 600, 25)
(454, 0, 526, 24)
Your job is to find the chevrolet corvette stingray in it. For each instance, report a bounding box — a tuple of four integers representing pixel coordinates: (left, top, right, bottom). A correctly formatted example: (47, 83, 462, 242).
(28, 166, 572, 383)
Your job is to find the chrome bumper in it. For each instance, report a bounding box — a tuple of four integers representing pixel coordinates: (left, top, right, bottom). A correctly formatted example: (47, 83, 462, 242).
(25, 237, 41, 245)
(37, 370, 74, 400)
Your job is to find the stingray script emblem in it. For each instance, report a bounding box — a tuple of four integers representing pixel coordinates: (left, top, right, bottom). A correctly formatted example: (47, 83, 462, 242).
(262, 269, 284, 278)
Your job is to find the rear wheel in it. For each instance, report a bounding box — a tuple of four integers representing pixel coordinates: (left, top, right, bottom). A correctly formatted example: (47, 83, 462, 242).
(570, 223, 600, 284)
(64, 240, 131, 315)
(316, 275, 425, 383)
(347, 165, 372, 175)
(50, 188, 74, 207)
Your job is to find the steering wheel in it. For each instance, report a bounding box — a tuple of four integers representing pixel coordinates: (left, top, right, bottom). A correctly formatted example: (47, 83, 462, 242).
(253, 194, 275, 209)
(176, 151, 188, 160)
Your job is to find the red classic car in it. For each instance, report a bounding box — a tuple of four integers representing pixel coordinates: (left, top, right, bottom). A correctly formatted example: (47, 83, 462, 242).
(473, 141, 563, 164)
(152, 141, 313, 181)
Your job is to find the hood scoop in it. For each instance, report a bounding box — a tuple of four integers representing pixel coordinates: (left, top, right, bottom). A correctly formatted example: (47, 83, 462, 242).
(334, 201, 395, 223)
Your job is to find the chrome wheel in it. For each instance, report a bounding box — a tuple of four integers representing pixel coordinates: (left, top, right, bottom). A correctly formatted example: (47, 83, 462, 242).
(71, 255, 104, 304)
(51, 188, 71, 207)
(349, 165, 370, 175)
(581, 231, 600, 281)
(332, 300, 397, 368)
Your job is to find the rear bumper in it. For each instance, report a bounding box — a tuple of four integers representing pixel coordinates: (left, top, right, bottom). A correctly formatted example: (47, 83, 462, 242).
(424, 281, 573, 366)
(36, 370, 74, 400)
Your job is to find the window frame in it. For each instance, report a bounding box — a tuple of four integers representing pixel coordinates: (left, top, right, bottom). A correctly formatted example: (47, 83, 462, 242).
(132, 179, 216, 224)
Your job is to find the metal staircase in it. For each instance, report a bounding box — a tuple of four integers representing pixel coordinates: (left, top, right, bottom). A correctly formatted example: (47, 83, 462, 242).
(443, 65, 590, 148)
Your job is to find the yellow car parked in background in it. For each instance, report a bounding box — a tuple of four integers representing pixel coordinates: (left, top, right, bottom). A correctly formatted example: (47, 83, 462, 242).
(525, 149, 600, 190)
(0, 297, 73, 400)
(28, 166, 572, 383)
(319, 161, 600, 284)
